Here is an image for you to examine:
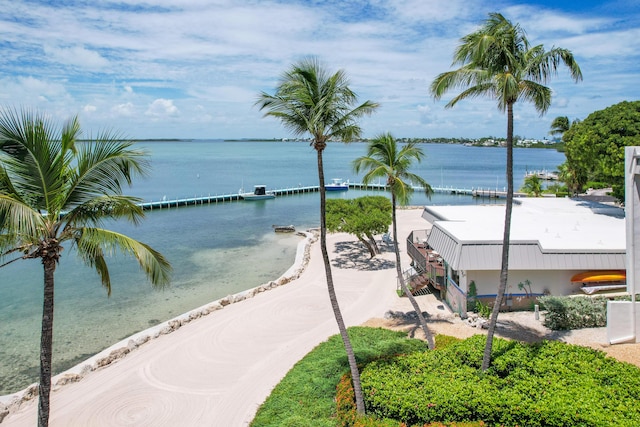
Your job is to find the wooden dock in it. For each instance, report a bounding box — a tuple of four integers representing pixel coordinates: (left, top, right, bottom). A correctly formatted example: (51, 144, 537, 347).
(140, 185, 320, 210)
(471, 189, 528, 198)
(139, 182, 515, 211)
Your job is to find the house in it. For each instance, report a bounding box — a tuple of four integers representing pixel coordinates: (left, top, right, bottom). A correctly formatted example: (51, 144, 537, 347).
(407, 198, 626, 316)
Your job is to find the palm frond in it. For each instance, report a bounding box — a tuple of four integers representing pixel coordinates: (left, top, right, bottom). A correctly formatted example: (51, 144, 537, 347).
(75, 227, 172, 292)
(64, 136, 148, 209)
(61, 115, 81, 155)
(256, 56, 378, 144)
(353, 133, 432, 205)
(62, 194, 145, 229)
(0, 108, 67, 213)
(518, 80, 552, 115)
(0, 195, 45, 246)
(430, 12, 580, 117)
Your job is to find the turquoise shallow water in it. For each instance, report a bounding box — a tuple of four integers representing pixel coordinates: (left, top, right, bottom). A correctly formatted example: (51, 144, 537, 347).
(0, 140, 565, 395)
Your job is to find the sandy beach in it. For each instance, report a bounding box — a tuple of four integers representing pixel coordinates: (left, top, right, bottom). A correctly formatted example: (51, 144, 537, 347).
(1, 208, 638, 426)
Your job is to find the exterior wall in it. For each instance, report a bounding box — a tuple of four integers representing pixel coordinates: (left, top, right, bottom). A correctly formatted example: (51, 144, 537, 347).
(468, 269, 589, 297)
(463, 268, 595, 312)
(607, 301, 640, 344)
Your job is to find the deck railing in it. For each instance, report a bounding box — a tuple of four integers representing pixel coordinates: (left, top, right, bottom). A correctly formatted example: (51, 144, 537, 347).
(406, 230, 431, 273)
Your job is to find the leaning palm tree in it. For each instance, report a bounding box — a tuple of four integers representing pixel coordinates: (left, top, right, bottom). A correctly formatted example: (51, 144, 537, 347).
(0, 109, 171, 427)
(353, 133, 435, 349)
(430, 12, 582, 371)
(256, 57, 378, 415)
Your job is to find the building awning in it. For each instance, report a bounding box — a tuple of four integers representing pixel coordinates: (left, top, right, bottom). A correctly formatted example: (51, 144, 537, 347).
(570, 270, 626, 283)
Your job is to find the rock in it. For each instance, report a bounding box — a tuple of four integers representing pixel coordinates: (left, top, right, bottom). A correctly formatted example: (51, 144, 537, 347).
(96, 348, 130, 368)
(208, 302, 223, 311)
(55, 373, 82, 388)
(135, 335, 150, 346)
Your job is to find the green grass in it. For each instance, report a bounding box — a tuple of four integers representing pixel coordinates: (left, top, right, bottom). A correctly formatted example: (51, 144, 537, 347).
(250, 327, 427, 427)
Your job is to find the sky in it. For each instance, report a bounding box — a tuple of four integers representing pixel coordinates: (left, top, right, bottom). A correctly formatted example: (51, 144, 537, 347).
(1, 0, 639, 140)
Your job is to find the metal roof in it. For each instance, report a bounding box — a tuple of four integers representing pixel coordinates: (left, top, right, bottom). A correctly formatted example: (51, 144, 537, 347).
(424, 198, 626, 271)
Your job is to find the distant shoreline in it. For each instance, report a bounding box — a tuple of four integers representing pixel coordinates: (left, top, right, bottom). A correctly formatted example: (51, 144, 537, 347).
(126, 138, 564, 152)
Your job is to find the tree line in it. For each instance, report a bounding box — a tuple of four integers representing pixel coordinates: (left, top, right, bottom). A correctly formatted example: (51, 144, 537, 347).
(551, 100, 640, 202)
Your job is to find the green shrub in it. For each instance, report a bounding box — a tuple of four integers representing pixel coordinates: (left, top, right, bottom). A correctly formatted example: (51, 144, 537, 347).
(584, 181, 610, 190)
(538, 295, 611, 330)
(475, 300, 492, 318)
(359, 335, 640, 426)
(434, 335, 461, 350)
(467, 281, 478, 312)
(254, 328, 640, 427)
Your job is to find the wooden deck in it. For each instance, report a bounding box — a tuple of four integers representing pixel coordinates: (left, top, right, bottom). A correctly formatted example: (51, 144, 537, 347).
(406, 232, 446, 295)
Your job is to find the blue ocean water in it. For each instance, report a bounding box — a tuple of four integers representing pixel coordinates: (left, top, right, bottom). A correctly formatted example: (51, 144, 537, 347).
(0, 140, 565, 395)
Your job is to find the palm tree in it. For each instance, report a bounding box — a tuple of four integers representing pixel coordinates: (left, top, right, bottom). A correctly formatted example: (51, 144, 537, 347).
(0, 109, 172, 427)
(521, 174, 543, 196)
(430, 12, 582, 371)
(353, 133, 435, 349)
(557, 162, 582, 195)
(256, 57, 378, 414)
(549, 116, 570, 138)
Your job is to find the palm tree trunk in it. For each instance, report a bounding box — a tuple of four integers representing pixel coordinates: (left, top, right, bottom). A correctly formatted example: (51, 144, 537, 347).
(38, 260, 56, 427)
(392, 194, 435, 350)
(482, 102, 514, 371)
(316, 148, 365, 414)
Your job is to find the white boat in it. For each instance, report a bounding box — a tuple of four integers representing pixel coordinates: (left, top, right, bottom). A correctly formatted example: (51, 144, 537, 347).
(326, 178, 349, 191)
(240, 185, 275, 200)
(525, 170, 558, 181)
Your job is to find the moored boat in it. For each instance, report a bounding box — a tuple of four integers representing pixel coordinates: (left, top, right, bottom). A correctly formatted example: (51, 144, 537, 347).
(326, 178, 349, 191)
(524, 170, 558, 181)
(240, 185, 276, 200)
(273, 224, 296, 233)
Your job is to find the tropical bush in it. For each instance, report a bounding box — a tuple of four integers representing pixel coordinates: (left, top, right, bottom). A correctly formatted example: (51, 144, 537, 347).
(538, 295, 618, 330)
(563, 100, 640, 202)
(359, 335, 640, 426)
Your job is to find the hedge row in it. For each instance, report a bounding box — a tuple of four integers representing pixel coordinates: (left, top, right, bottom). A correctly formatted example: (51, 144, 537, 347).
(358, 335, 640, 426)
(536, 295, 633, 330)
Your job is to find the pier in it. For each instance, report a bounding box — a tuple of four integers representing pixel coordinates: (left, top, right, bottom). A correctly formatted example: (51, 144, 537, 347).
(140, 185, 321, 210)
(139, 183, 515, 210)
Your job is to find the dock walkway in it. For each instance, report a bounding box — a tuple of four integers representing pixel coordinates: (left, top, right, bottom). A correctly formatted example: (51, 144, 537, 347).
(140, 183, 516, 210)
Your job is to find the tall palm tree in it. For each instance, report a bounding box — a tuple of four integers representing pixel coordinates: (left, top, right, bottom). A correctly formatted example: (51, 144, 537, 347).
(430, 12, 582, 371)
(256, 57, 378, 414)
(0, 109, 172, 427)
(353, 133, 435, 349)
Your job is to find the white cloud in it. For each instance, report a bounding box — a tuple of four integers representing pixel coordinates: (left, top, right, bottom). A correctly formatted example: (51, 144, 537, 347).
(0, 0, 637, 139)
(145, 99, 179, 118)
(112, 103, 135, 117)
(43, 45, 109, 69)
